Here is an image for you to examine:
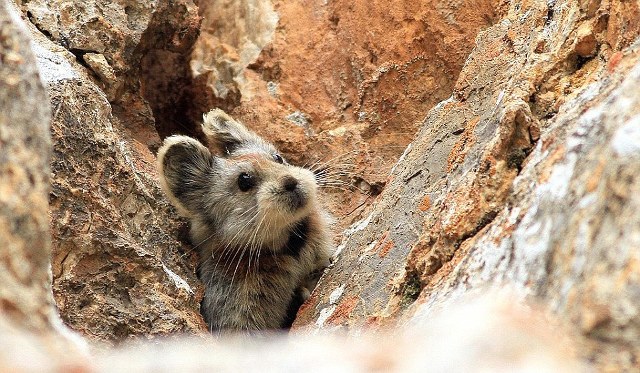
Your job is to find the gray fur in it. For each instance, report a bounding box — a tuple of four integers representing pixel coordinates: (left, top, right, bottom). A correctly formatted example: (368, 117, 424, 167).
(157, 109, 332, 331)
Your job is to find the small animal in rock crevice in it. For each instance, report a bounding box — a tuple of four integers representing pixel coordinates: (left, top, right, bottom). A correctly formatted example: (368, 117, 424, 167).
(157, 109, 332, 331)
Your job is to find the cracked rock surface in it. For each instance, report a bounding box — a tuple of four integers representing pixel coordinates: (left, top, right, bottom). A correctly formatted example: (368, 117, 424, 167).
(297, 0, 640, 370)
(10, 0, 207, 342)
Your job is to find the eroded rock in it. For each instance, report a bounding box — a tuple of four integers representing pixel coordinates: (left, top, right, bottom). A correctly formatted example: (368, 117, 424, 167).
(193, 0, 501, 233)
(0, 0, 87, 357)
(1, 0, 639, 370)
(18, 0, 202, 148)
(411, 48, 640, 370)
(9, 0, 208, 342)
(47, 72, 206, 341)
(298, 0, 640, 370)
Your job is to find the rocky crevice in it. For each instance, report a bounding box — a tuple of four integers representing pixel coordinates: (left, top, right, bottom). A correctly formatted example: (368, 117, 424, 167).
(196, 0, 503, 236)
(15, 0, 208, 343)
(295, 2, 640, 370)
(2, 0, 640, 370)
(133, 0, 202, 144)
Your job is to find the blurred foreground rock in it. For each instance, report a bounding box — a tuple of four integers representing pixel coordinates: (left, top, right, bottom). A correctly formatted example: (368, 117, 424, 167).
(94, 294, 581, 372)
(1, 293, 583, 372)
(0, 0, 57, 335)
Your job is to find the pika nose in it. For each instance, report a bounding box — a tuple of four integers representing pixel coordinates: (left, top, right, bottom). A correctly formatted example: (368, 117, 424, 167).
(282, 176, 298, 191)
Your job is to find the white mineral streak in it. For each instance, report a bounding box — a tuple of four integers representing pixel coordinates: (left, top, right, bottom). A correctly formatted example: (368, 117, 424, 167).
(162, 264, 194, 295)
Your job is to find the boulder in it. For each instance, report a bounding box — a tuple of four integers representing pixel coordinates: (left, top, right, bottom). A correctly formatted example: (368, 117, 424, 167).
(299, 0, 640, 370)
(13, 0, 207, 342)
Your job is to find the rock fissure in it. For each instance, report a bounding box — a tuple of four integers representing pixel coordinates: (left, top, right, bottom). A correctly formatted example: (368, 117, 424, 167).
(2, 0, 640, 370)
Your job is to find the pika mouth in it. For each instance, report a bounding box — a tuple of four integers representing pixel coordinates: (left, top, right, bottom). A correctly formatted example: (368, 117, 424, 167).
(284, 189, 306, 211)
(276, 175, 310, 212)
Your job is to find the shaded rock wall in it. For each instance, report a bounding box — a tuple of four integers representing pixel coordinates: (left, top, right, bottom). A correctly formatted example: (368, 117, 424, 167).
(11, 0, 207, 342)
(0, 0, 86, 357)
(19, 0, 202, 146)
(47, 66, 206, 341)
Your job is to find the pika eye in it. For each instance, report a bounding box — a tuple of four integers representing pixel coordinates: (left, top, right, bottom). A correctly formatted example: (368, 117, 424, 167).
(237, 172, 256, 192)
(273, 154, 284, 164)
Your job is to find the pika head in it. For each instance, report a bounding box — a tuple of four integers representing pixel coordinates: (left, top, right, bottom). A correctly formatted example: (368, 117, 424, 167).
(157, 109, 332, 331)
(157, 109, 319, 253)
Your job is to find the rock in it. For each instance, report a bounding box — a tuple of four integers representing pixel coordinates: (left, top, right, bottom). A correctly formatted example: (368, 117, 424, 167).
(93, 294, 582, 372)
(46, 67, 207, 342)
(297, 0, 640, 370)
(190, 0, 277, 108)
(82, 53, 118, 97)
(0, 0, 55, 334)
(0, 0, 639, 370)
(574, 22, 598, 57)
(413, 50, 640, 370)
(193, 0, 501, 233)
(18, 0, 202, 147)
(19, 0, 198, 84)
(0, 292, 584, 372)
(0, 0, 87, 355)
(9, 0, 207, 342)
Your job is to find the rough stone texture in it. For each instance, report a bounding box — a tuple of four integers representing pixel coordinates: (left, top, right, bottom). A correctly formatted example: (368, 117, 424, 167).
(1, 0, 640, 371)
(17, 0, 202, 148)
(193, 0, 502, 233)
(46, 66, 207, 342)
(412, 52, 640, 370)
(297, 0, 640, 370)
(0, 0, 55, 334)
(0, 0, 88, 357)
(8, 0, 207, 342)
(189, 0, 277, 116)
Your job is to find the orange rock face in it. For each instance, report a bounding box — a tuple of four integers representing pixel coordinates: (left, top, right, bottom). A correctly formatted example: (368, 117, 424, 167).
(193, 0, 502, 233)
(295, 0, 640, 370)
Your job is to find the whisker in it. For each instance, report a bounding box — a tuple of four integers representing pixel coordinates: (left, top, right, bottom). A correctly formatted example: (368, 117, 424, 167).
(307, 150, 360, 172)
(214, 206, 260, 273)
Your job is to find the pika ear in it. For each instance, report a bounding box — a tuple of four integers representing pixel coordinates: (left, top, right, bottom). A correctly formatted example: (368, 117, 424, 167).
(202, 109, 262, 154)
(157, 135, 215, 217)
